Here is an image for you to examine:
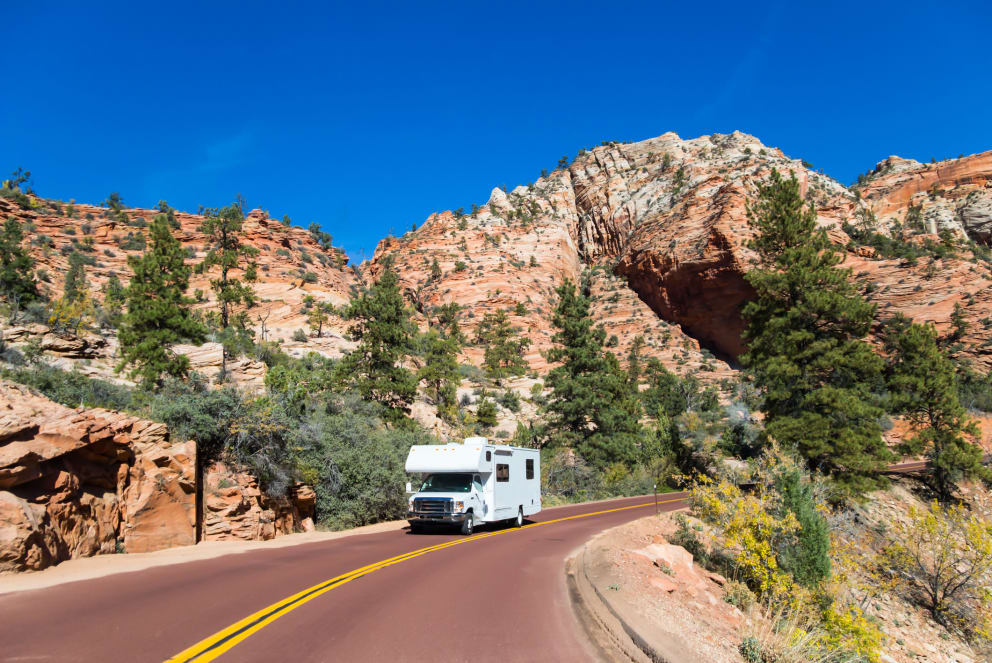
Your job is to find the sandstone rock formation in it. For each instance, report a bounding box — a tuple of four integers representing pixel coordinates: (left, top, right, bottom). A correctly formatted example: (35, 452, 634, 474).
(0, 380, 194, 571)
(202, 461, 314, 542)
(0, 380, 314, 573)
(370, 133, 992, 375)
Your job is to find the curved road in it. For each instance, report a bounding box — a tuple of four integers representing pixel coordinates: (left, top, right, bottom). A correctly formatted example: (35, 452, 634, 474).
(0, 493, 688, 663)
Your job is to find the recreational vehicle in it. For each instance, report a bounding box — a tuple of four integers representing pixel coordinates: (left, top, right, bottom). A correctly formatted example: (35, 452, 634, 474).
(405, 437, 541, 534)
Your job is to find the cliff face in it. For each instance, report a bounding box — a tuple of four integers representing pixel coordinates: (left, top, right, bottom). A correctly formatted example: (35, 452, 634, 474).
(371, 132, 992, 375)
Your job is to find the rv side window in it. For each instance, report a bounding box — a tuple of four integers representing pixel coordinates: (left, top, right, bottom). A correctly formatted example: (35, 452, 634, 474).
(496, 464, 509, 482)
(486, 451, 492, 462)
(526, 458, 534, 480)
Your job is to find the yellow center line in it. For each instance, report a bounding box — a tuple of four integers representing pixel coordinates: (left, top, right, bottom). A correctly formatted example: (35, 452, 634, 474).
(164, 494, 688, 662)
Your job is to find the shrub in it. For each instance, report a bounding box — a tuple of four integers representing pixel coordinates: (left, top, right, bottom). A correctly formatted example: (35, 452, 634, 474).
(292, 328, 308, 342)
(118, 232, 146, 251)
(291, 395, 433, 528)
(774, 468, 831, 587)
(495, 389, 520, 412)
(302, 271, 318, 283)
(148, 378, 244, 463)
(671, 513, 710, 567)
(883, 501, 992, 634)
(2, 363, 134, 411)
(723, 580, 756, 612)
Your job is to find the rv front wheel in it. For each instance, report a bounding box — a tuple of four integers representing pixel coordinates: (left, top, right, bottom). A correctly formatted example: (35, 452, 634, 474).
(460, 512, 474, 535)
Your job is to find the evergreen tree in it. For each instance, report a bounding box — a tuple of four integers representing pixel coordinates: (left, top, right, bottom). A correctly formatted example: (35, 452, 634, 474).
(337, 268, 418, 420)
(63, 251, 88, 303)
(774, 468, 831, 587)
(0, 218, 39, 319)
(99, 275, 126, 328)
(429, 258, 442, 282)
(198, 200, 259, 373)
(742, 170, 891, 495)
(117, 214, 206, 389)
(418, 329, 460, 422)
(626, 335, 645, 391)
(433, 302, 465, 343)
(883, 316, 989, 501)
(475, 391, 499, 430)
(475, 309, 530, 383)
(307, 301, 331, 337)
(543, 279, 644, 468)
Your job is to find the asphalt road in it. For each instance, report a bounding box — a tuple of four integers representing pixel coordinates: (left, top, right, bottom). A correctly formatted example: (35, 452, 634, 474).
(0, 493, 688, 663)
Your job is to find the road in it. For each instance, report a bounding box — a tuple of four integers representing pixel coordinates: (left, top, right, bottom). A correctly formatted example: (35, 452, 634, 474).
(0, 493, 688, 663)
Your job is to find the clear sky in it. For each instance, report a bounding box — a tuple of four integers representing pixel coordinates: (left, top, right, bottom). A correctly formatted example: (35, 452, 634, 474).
(3, 1, 990, 260)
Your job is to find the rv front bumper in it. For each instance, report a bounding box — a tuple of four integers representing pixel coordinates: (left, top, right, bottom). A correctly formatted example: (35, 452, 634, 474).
(407, 511, 468, 524)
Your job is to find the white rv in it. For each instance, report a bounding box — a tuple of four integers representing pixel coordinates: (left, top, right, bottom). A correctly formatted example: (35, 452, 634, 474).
(405, 437, 541, 534)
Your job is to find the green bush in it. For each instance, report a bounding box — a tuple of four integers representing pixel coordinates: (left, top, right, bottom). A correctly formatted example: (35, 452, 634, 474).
(774, 468, 831, 587)
(291, 395, 432, 528)
(723, 580, 756, 612)
(1, 363, 134, 411)
(671, 513, 709, 566)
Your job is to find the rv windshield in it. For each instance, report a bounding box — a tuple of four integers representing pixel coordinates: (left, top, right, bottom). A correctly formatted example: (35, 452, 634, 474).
(419, 473, 472, 493)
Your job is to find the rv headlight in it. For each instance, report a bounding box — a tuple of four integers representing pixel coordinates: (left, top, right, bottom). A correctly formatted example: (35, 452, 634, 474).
(453, 501, 465, 512)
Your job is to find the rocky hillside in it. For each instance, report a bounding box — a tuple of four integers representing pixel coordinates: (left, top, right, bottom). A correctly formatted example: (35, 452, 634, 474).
(5, 131, 991, 389)
(370, 132, 992, 380)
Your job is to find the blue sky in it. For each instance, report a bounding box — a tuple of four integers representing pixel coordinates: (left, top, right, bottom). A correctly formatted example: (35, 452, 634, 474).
(3, 1, 990, 260)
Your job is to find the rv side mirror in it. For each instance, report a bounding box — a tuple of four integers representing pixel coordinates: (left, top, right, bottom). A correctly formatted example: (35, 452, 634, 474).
(406, 482, 413, 494)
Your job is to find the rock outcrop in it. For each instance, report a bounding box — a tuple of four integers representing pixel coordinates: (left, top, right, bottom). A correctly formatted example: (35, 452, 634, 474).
(0, 381, 314, 573)
(202, 462, 315, 542)
(0, 380, 194, 571)
(369, 133, 992, 374)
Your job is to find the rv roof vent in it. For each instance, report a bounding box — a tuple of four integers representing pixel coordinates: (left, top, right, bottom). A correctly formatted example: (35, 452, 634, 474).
(464, 436, 488, 445)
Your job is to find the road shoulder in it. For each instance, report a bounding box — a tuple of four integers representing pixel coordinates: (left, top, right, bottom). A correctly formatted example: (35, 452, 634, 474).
(566, 513, 746, 663)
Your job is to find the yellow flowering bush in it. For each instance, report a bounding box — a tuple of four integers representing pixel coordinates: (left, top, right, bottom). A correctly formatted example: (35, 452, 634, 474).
(884, 501, 992, 641)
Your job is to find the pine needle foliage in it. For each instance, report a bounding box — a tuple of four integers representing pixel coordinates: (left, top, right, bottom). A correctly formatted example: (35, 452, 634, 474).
(337, 267, 418, 421)
(882, 315, 989, 501)
(117, 214, 206, 389)
(543, 279, 644, 468)
(741, 170, 891, 496)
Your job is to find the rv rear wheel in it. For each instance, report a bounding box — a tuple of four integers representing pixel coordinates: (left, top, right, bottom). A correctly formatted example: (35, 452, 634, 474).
(460, 512, 474, 535)
(514, 508, 523, 528)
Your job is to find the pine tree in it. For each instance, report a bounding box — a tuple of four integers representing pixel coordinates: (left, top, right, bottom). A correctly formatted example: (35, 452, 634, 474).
(774, 468, 831, 587)
(883, 315, 989, 501)
(429, 258, 442, 282)
(543, 279, 644, 468)
(742, 169, 892, 495)
(63, 251, 88, 303)
(476, 391, 499, 430)
(99, 275, 126, 328)
(475, 309, 530, 383)
(198, 200, 259, 373)
(418, 328, 461, 422)
(0, 218, 39, 319)
(337, 268, 418, 420)
(307, 301, 331, 337)
(433, 302, 465, 343)
(117, 214, 206, 389)
(626, 335, 645, 391)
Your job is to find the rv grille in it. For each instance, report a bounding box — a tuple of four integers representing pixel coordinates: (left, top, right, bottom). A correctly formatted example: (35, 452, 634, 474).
(414, 498, 452, 514)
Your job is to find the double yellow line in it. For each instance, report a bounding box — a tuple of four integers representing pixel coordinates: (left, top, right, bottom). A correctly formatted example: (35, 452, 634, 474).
(165, 494, 687, 662)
